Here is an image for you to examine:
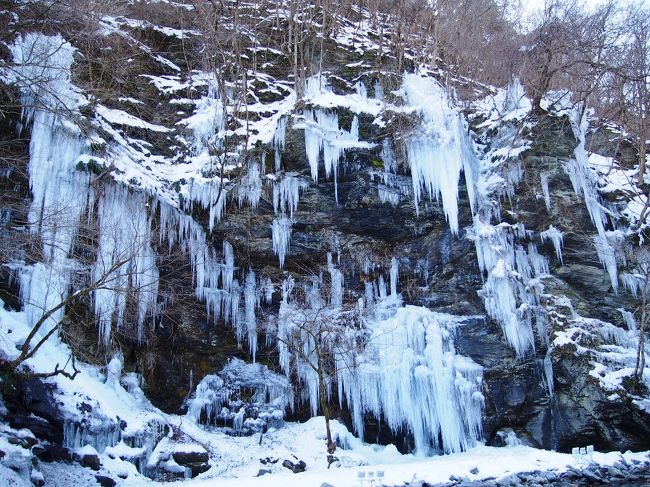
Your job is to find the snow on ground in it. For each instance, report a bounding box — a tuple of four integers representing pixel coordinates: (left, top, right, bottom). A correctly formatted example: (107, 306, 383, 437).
(114, 417, 650, 487)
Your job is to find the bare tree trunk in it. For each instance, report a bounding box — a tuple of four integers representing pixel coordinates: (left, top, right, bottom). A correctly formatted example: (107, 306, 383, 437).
(638, 128, 647, 185)
(318, 369, 336, 453)
(634, 279, 648, 390)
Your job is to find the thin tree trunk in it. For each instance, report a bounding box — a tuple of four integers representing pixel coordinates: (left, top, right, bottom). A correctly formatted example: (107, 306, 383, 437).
(318, 370, 336, 453)
(634, 284, 648, 390)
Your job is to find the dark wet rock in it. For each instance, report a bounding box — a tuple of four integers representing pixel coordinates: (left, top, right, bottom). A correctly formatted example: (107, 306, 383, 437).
(94, 474, 116, 487)
(7, 432, 37, 449)
(32, 444, 73, 463)
(78, 453, 101, 471)
(282, 459, 307, 473)
(1, 378, 65, 445)
(171, 448, 210, 477)
(30, 470, 45, 487)
(260, 457, 279, 465)
(171, 449, 209, 465)
(256, 468, 272, 477)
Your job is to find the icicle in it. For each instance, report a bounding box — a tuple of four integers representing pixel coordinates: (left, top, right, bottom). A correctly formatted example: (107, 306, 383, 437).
(350, 116, 359, 139)
(273, 174, 308, 217)
(337, 307, 484, 455)
(187, 179, 228, 232)
(567, 107, 607, 237)
(374, 81, 384, 101)
(378, 275, 387, 300)
(620, 309, 637, 332)
(543, 350, 554, 396)
(540, 226, 564, 264)
(222, 241, 235, 293)
(390, 258, 399, 297)
(381, 139, 396, 176)
(273, 116, 287, 172)
(354, 81, 367, 98)
(237, 162, 262, 210)
(229, 279, 242, 337)
(10, 34, 94, 339)
(93, 186, 159, 345)
(540, 173, 551, 211)
(327, 253, 344, 307)
(244, 269, 258, 362)
(272, 217, 292, 268)
(469, 219, 550, 357)
(402, 74, 476, 234)
(261, 277, 274, 304)
(504, 78, 526, 112)
(302, 98, 371, 204)
(593, 235, 619, 293)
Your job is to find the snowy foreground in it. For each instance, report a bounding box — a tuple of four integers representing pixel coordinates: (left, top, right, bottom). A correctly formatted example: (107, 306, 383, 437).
(161, 425, 649, 487)
(3, 415, 649, 486)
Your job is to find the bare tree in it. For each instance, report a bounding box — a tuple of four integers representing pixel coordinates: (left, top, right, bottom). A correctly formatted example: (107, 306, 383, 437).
(268, 275, 362, 454)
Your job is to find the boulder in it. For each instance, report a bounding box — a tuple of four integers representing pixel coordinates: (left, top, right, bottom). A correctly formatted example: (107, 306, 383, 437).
(94, 475, 116, 487)
(282, 459, 307, 473)
(171, 445, 210, 478)
(76, 446, 101, 471)
(32, 444, 73, 463)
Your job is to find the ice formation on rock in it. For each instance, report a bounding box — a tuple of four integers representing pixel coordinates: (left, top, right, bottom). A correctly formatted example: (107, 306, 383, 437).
(301, 75, 374, 203)
(273, 116, 287, 171)
(9, 34, 93, 336)
(273, 174, 308, 217)
(337, 305, 484, 454)
(94, 186, 159, 344)
(187, 178, 228, 232)
(187, 358, 293, 432)
(469, 220, 550, 357)
(272, 217, 293, 268)
(540, 226, 564, 265)
(237, 162, 262, 209)
(402, 73, 478, 234)
(540, 173, 551, 211)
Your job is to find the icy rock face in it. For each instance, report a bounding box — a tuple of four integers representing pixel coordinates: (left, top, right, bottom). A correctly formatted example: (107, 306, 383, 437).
(4, 5, 650, 461)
